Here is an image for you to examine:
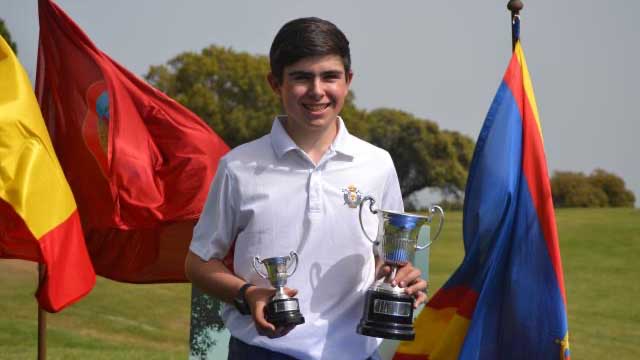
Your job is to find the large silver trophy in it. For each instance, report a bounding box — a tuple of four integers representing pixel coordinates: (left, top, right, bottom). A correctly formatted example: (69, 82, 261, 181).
(357, 196, 444, 340)
(252, 251, 305, 327)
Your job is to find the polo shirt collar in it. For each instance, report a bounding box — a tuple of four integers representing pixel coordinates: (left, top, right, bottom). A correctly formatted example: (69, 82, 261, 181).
(270, 116, 356, 159)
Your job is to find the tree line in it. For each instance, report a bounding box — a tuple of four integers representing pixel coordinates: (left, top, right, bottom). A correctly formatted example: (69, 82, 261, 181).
(2, 18, 633, 208)
(145, 45, 474, 200)
(551, 169, 635, 207)
(145, 45, 635, 207)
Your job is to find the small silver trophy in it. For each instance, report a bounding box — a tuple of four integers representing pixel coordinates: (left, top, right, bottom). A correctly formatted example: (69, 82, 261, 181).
(252, 251, 305, 327)
(357, 196, 444, 340)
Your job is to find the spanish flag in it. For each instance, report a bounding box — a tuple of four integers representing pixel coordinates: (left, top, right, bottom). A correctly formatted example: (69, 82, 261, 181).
(394, 42, 570, 360)
(0, 36, 95, 312)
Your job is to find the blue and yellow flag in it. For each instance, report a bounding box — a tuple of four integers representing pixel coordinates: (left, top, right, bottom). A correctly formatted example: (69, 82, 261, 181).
(394, 41, 570, 360)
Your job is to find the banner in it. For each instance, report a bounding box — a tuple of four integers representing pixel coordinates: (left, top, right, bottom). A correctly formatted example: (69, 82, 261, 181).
(36, 0, 229, 282)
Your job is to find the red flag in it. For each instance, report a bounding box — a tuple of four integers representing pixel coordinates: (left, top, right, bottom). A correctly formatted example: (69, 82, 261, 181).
(36, 0, 229, 282)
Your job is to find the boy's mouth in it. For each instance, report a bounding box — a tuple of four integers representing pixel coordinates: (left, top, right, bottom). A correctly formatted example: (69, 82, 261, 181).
(303, 103, 330, 112)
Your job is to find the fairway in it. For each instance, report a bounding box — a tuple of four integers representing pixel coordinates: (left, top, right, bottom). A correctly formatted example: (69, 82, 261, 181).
(1, 208, 638, 359)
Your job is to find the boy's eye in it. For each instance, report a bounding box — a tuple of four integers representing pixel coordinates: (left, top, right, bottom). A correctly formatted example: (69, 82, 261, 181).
(289, 72, 343, 82)
(324, 71, 344, 79)
(291, 73, 312, 81)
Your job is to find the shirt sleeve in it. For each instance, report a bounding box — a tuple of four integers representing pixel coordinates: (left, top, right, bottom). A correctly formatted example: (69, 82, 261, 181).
(190, 157, 238, 261)
(381, 152, 404, 213)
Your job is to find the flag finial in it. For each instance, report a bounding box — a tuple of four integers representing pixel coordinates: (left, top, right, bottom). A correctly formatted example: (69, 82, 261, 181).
(507, 0, 523, 13)
(507, 0, 523, 51)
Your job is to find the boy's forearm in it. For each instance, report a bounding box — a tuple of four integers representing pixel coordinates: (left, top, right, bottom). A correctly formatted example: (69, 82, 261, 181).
(184, 250, 246, 304)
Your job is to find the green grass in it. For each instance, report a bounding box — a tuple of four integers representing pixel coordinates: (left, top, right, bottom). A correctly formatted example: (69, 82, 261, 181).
(1, 208, 639, 359)
(555, 208, 640, 359)
(0, 262, 191, 359)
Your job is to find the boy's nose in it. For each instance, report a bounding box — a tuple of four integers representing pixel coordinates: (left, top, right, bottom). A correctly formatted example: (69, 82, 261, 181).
(307, 78, 324, 98)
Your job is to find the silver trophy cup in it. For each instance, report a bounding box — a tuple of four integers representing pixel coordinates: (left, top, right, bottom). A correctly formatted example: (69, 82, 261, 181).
(252, 251, 305, 327)
(357, 195, 444, 340)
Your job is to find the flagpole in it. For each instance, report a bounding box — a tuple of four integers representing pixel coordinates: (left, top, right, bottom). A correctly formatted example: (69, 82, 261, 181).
(507, 0, 523, 51)
(38, 264, 47, 360)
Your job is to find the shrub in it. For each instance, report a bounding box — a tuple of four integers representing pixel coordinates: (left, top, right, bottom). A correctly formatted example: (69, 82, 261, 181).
(551, 170, 635, 208)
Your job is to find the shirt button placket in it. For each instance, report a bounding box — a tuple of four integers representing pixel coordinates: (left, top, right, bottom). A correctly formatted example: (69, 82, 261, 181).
(309, 168, 322, 214)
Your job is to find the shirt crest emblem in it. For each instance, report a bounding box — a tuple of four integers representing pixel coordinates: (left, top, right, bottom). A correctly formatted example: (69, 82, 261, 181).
(342, 184, 363, 208)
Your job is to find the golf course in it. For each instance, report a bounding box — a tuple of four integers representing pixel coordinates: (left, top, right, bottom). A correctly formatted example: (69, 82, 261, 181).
(1, 208, 638, 359)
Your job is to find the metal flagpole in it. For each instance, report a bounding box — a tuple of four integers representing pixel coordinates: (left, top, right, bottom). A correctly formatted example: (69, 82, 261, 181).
(38, 264, 47, 360)
(507, 0, 524, 51)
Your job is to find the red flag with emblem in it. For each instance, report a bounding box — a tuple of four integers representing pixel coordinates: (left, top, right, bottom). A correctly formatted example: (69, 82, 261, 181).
(36, 0, 229, 282)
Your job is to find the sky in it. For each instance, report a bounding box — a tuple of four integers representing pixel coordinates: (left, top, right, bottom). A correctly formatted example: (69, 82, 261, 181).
(2, 0, 638, 205)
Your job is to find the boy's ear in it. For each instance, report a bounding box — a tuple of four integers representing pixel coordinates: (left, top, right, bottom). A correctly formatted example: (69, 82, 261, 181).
(267, 73, 281, 94)
(346, 71, 354, 86)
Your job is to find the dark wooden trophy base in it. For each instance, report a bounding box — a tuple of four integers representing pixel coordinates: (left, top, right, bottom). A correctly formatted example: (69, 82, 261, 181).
(265, 298, 305, 327)
(357, 289, 415, 341)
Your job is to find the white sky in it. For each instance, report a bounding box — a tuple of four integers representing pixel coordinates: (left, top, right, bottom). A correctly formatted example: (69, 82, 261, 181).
(2, 0, 638, 205)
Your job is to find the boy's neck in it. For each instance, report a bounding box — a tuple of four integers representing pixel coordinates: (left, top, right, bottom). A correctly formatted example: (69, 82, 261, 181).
(282, 117, 339, 166)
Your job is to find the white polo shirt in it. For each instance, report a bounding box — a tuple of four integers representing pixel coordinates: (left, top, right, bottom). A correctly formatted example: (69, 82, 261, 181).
(191, 116, 403, 360)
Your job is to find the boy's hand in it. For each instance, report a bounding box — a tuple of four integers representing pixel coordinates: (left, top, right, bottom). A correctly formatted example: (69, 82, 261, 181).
(378, 263, 428, 308)
(245, 286, 299, 338)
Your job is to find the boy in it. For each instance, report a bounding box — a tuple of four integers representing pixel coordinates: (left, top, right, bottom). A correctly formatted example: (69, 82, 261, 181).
(186, 17, 427, 360)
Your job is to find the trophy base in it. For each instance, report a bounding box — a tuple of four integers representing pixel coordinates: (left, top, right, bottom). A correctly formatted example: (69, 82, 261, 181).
(265, 298, 305, 328)
(357, 289, 415, 341)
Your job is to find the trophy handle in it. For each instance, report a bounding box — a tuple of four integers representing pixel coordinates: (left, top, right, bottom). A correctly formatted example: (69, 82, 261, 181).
(252, 256, 269, 279)
(359, 196, 379, 245)
(286, 251, 299, 277)
(416, 205, 445, 251)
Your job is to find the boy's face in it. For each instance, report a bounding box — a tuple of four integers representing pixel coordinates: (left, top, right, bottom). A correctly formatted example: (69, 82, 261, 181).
(268, 55, 352, 135)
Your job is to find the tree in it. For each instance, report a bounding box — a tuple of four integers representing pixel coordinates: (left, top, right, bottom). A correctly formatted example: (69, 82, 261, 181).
(441, 129, 475, 197)
(551, 170, 635, 207)
(0, 19, 18, 54)
(366, 108, 472, 198)
(146, 46, 475, 199)
(551, 171, 608, 207)
(189, 287, 224, 359)
(588, 168, 635, 207)
(146, 46, 280, 148)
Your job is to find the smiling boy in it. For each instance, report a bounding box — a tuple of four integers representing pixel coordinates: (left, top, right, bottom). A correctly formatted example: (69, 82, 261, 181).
(185, 17, 427, 360)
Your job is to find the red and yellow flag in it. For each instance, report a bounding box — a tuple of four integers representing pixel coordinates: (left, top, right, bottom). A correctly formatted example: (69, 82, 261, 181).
(0, 36, 95, 312)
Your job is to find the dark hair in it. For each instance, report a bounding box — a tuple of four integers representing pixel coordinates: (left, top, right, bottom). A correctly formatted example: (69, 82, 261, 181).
(269, 17, 351, 83)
